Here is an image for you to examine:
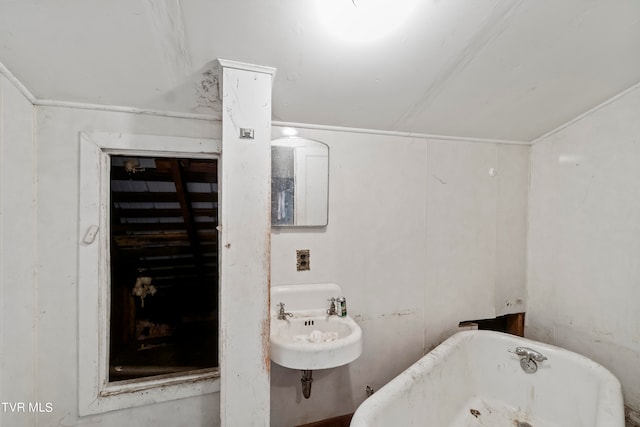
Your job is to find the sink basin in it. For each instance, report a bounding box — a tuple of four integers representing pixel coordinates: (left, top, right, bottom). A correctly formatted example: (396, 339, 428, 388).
(271, 311, 363, 370)
(270, 283, 363, 370)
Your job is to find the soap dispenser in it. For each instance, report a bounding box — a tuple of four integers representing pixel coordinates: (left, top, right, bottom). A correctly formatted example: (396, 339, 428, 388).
(337, 296, 347, 317)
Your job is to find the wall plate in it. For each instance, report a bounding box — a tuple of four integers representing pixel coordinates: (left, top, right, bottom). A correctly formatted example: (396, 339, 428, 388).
(296, 250, 310, 271)
(239, 128, 254, 139)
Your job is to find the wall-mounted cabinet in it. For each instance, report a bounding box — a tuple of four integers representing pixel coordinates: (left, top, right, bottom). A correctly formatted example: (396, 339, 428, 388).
(271, 137, 329, 227)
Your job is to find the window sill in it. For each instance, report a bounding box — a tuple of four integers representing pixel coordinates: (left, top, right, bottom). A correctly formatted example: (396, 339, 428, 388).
(81, 368, 220, 415)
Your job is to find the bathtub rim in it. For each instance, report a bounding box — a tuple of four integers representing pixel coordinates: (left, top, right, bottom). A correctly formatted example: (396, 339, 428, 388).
(350, 330, 624, 426)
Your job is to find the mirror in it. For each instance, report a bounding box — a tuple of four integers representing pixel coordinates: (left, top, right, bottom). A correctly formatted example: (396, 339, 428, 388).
(271, 137, 329, 227)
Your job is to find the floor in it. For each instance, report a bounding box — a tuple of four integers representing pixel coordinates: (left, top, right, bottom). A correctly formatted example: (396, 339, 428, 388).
(296, 414, 353, 427)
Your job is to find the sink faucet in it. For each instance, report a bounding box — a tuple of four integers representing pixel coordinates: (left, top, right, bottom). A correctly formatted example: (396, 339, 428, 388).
(327, 298, 337, 316)
(277, 302, 293, 320)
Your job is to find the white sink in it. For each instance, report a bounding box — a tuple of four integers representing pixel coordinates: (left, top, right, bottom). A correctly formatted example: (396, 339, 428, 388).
(270, 283, 363, 370)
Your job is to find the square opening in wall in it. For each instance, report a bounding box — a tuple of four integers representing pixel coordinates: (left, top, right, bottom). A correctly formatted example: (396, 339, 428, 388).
(109, 155, 219, 381)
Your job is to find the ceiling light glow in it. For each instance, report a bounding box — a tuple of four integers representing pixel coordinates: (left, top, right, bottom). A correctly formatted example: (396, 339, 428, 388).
(281, 127, 299, 137)
(316, 0, 418, 43)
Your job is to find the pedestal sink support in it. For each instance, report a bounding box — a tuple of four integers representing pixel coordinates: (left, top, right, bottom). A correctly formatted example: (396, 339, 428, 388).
(301, 370, 313, 399)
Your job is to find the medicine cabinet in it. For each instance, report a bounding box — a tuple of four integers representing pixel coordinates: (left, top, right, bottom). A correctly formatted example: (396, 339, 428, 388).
(271, 137, 329, 227)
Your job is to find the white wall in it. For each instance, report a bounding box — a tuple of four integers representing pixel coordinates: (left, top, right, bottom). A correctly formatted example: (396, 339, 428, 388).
(527, 84, 640, 412)
(0, 75, 37, 427)
(25, 105, 220, 426)
(0, 76, 529, 426)
(270, 126, 529, 426)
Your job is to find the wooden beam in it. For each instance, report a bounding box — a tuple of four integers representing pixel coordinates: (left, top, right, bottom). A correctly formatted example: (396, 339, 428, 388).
(115, 207, 215, 218)
(111, 166, 215, 183)
(118, 246, 214, 258)
(113, 231, 216, 248)
(169, 159, 205, 274)
(112, 191, 217, 203)
(112, 222, 215, 233)
(506, 312, 525, 337)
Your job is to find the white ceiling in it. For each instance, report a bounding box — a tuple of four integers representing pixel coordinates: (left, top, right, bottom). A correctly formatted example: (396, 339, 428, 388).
(1, 0, 639, 142)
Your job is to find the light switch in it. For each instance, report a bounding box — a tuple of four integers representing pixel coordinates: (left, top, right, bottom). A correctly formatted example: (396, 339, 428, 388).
(239, 128, 254, 139)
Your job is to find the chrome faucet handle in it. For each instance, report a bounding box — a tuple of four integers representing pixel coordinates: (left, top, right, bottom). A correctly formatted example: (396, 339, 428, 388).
(326, 298, 337, 315)
(277, 302, 293, 319)
(509, 346, 547, 362)
(508, 347, 526, 356)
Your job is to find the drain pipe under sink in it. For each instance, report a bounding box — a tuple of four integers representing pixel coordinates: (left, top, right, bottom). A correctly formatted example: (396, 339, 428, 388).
(301, 370, 313, 399)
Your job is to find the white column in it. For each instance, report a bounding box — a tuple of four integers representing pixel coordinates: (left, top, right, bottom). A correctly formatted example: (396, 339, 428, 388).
(218, 59, 275, 426)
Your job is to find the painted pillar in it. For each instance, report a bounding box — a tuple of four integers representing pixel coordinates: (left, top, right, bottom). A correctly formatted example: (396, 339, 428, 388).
(218, 59, 275, 426)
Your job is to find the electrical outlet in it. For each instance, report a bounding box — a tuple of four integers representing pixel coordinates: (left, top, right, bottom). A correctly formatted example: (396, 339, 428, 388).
(296, 249, 310, 271)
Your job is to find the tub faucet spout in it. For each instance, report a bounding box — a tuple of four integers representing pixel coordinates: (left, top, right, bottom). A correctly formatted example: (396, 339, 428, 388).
(510, 346, 547, 373)
(513, 347, 547, 362)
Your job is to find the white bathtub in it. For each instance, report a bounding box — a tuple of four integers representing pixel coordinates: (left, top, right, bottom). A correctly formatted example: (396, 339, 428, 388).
(351, 330, 624, 427)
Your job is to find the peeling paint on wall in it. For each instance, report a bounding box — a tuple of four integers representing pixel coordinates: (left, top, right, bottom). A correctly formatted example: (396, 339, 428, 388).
(194, 68, 221, 112)
(353, 309, 418, 322)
